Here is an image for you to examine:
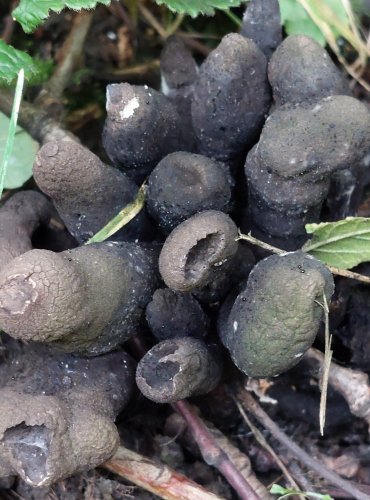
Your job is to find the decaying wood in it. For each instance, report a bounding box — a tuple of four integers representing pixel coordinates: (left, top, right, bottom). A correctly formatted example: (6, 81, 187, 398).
(173, 399, 261, 500)
(103, 445, 222, 500)
(306, 347, 370, 428)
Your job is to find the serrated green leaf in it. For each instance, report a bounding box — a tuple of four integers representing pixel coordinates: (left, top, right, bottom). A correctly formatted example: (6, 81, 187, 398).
(303, 218, 370, 270)
(0, 112, 39, 190)
(0, 40, 52, 85)
(154, 0, 243, 17)
(13, 0, 112, 33)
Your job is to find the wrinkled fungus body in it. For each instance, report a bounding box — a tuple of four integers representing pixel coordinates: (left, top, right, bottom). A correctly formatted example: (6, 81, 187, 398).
(245, 96, 370, 247)
(34, 140, 150, 243)
(222, 251, 334, 378)
(0, 342, 134, 486)
(0, 242, 158, 355)
(0, 191, 52, 271)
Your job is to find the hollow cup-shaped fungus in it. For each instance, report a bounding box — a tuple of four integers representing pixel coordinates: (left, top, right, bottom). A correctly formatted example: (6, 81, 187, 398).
(33, 140, 150, 244)
(0, 242, 158, 355)
(0, 344, 134, 486)
(147, 152, 232, 234)
(0, 191, 52, 271)
(158, 210, 254, 303)
(146, 288, 209, 341)
(245, 95, 370, 248)
(103, 83, 189, 182)
(222, 251, 334, 378)
(268, 35, 351, 106)
(240, 0, 282, 59)
(191, 33, 270, 162)
(136, 338, 222, 403)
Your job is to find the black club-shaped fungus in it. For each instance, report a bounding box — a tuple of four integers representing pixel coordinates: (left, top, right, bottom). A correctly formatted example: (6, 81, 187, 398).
(158, 210, 238, 294)
(103, 83, 190, 182)
(160, 36, 198, 150)
(147, 151, 232, 234)
(0, 343, 134, 486)
(33, 140, 151, 244)
(0, 242, 158, 355)
(136, 338, 222, 403)
(268, 35, 351, 106)
(146, 288, 210, 341)
(245, 95, 370, 247)
(191, 33, 271, 162)
(0, 191, 52, 271)
(240, 0, 282, 59)
(221, 251, 334, 378)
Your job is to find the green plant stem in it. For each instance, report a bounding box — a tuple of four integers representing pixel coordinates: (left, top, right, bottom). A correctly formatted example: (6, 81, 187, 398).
(224, 9, 242, 27)
(86, 183, 147, 244)
(0, 68, 24, 198)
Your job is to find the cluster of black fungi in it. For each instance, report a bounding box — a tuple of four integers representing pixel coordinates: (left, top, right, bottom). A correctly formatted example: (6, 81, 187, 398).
(0, 0, 369, 487)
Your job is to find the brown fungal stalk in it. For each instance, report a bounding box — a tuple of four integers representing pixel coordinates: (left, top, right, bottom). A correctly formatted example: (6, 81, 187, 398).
(0, 191, 52, 271)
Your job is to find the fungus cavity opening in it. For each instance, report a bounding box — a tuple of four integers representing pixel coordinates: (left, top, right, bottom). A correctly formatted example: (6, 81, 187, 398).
(185, 233, 223, 282)
(3, 423, 51, 485)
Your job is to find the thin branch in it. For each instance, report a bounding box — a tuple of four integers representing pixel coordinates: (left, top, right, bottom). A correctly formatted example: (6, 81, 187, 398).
(103, 445, 222, 500)
(235, 385, 369, 500)
(237, 231, 370, 285)
(36, 11, 94, 114)
(232, 395, 303, 498)
(173, 400, 261, 500)
(0, 89, 77, 145)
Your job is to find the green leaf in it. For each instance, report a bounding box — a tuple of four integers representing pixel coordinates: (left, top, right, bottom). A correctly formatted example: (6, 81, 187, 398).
(13, 0, 112, 33)
(0, 40, 52, 85)
(270, 483, 333, 500)
(278, 0, 325, 45)
(154, 0, 243, 17)
(0, 112, 39, 190)
(270, 484, 289, 495)
(303, 217, 370, 270)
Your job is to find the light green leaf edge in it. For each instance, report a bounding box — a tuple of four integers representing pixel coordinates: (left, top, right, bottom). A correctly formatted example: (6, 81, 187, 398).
(0, 40, 52, 85)
(303, 217, 370, 270)
(13, 0, 112, 33)
(154, 0, 243, 17)
(0, 70, 25, 198)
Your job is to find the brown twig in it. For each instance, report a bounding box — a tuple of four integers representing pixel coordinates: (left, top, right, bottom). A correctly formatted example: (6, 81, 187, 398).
(232, 395, 303, 498)
(0, 89, 77, 145)
(235, 385, 369, 500)
(103, 445, 222, 500)
(305, 347, 370, 428)
(237, 231, 370, 285)
(173, 400, 261, 500)
(35, 11, 94, 115)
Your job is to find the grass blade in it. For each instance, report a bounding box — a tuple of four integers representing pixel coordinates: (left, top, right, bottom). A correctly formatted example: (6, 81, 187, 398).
(86, 183, 147, 244)
(0, 69, 25, 198)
